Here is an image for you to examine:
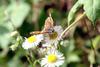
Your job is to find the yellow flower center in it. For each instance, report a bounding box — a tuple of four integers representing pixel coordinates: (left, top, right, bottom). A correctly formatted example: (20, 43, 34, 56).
(49, 32, 58, 40)
(48, 54, 57, 63)
(27, 36, 37, 43)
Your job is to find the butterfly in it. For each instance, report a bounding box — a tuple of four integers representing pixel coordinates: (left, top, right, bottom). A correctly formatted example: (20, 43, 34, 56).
(30, 16, 54, 35)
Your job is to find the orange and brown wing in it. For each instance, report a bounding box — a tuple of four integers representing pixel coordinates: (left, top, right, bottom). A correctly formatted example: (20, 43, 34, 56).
(43, 16, 54, 32)
(30, 16, 54, 35)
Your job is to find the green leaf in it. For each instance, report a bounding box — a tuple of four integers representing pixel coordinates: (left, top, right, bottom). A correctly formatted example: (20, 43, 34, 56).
(6, 2, 30, 28)
(10, 0, 26, 3)
(0, 23, 14, 48)
(82, 0, 100, 25)
(92, 35, 100, 48)
(0, 25, 11, 48)
(0, 6, 6, 24)
(7, 57, 23, 67)
(68, 1, 82, 25)
(67, 53, 80, 63)
(10, 36, 22, 51)
(88, 50, 95, 64)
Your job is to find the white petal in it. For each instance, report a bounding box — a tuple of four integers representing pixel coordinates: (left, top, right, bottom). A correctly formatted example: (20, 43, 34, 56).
(40, 49, 65, 67)
(22, 42, 33, 49)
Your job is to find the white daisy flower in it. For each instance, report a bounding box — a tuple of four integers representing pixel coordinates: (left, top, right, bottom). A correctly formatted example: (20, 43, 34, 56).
(22, 34, 43, 50)
(42, 43, 52, 48)
(40, 49, 65, 67)
(38, 43, 55, 56)
(44, 26, 63, 47)
(38, 47, 47, 56)
(38, 42, 58, 57)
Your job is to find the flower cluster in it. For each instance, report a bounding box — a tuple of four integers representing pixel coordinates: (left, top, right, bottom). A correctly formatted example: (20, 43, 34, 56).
(22, 16, 65, 67)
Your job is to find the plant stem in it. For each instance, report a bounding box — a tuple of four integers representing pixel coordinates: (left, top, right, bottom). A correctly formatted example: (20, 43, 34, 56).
(59, 12, 85, 40)
(26, 54, 34, 67)
(33, 60, 39, 67)
(84, 19, 96, 62)
(10, 31, 18, 37)
(90, 64, 93, 67)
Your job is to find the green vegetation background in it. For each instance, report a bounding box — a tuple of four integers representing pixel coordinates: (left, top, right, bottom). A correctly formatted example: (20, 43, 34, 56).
(0, 0, 100, 67)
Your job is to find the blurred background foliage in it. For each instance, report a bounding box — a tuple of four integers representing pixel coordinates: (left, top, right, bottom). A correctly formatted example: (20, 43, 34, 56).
(0, 0, 100, 67)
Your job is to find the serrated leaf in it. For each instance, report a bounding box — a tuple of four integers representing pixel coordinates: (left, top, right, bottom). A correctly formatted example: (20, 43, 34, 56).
(68, 1, 82, 25)
(82, 0, 100, 25)
(6, 2, 30, 28)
